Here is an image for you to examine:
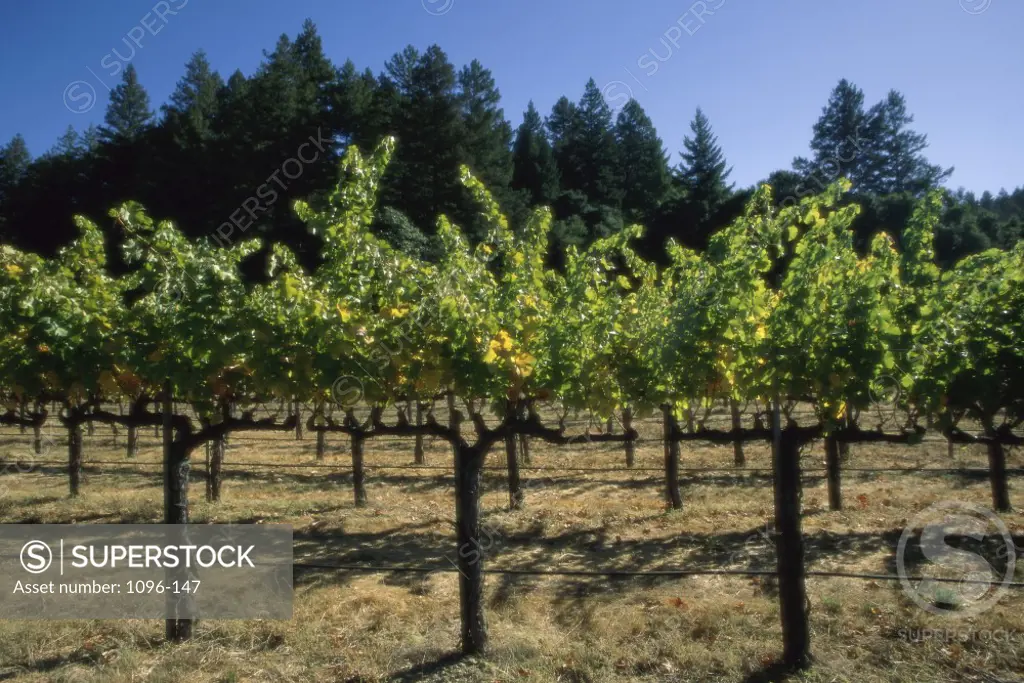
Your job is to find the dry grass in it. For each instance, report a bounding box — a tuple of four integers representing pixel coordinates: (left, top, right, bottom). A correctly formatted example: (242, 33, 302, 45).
(0, 417, 1022, 682)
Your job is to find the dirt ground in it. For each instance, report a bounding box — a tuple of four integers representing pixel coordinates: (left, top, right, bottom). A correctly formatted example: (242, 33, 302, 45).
(0, 411, 1022, 682)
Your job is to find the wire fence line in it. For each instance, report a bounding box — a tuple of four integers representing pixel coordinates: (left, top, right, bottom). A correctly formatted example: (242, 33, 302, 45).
(0, 429, 992, 447)
(2, 457, 1020, 477)
(0, 423, 974, 446)
(290, 561, 1024, 588)
(1, 399, 989, 446)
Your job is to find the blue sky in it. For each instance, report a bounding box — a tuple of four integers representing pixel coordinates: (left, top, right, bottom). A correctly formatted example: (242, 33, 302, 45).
(1, 0, 1020, 194)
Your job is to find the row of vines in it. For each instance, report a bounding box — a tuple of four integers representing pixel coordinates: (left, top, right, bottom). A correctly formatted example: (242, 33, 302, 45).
(1, 137, 1022, 667)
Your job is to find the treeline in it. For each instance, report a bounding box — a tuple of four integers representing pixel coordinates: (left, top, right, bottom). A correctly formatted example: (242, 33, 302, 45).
(0, 19, 1021, 270)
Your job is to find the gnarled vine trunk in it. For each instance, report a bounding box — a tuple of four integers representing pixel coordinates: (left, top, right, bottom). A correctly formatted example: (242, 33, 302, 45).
(162, 387, 194, 642)
(773, 425, 810, 669)
(126, 425, 139, 458)
(987, 439, 1010, 512)
(454, 444, 488, 654)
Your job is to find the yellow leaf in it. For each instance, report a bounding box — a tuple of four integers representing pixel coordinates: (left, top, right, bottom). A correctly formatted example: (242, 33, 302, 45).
(515, 351, 536, 371)
(336, 304, 351, 322)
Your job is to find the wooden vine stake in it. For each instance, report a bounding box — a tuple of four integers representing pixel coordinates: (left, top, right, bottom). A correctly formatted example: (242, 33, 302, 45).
(67, 416, 83, 497)
(825, 431, 842, 511)
(351, 432, 367, 508)
(518, 433, 530, 465)
(414, 401, 425, 464)
(125, 400, 139, 458)
(208, 435, 225, 502)
(32, 401, 43, 454)
(315, 428, 326, 459)
(662, 404, 682, 510)
(505, 400, 523, 510)
(730, 398, 745, 466)
(622, 407, 635, 467)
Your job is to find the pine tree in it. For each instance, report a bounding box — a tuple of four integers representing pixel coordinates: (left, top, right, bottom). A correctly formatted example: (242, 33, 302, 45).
(287, 20, 342, 202)
(572, 79, 622, 207)
(292, 19, 337, 121)
(795, 79, 872, 189)
(212, 70, 252, 161)
(764, 168, 806, 206)
(544, 84, 628, 249)
(163, 50, 224, 144)
(458, 60, 513, 191)
(208, 69, 256, 231)
(366, 45, 418, 150)
(546, 96, 580, 189)
(151, 51, 226, 245)
(381, 45, 465, 234)
(80, 125, 102, 154)
(219, 69, 250, 109)
(100, 64, 154, 142)
(675, 108, 733, 221)
(546, 97, 578, 144)
(383, 45, 420, 93)
(615, 99, 670, 222)
(48, 126, 82, 159)
(511, 101, 559, 206)
(250, 34, 303, 148)
(0, 134, 31, 206)
(337, 60, 382, 148)
(862, 90, 953, 195)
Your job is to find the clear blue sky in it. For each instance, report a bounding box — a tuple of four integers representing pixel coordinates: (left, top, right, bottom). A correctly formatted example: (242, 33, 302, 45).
(1, 0, 1021, 194)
